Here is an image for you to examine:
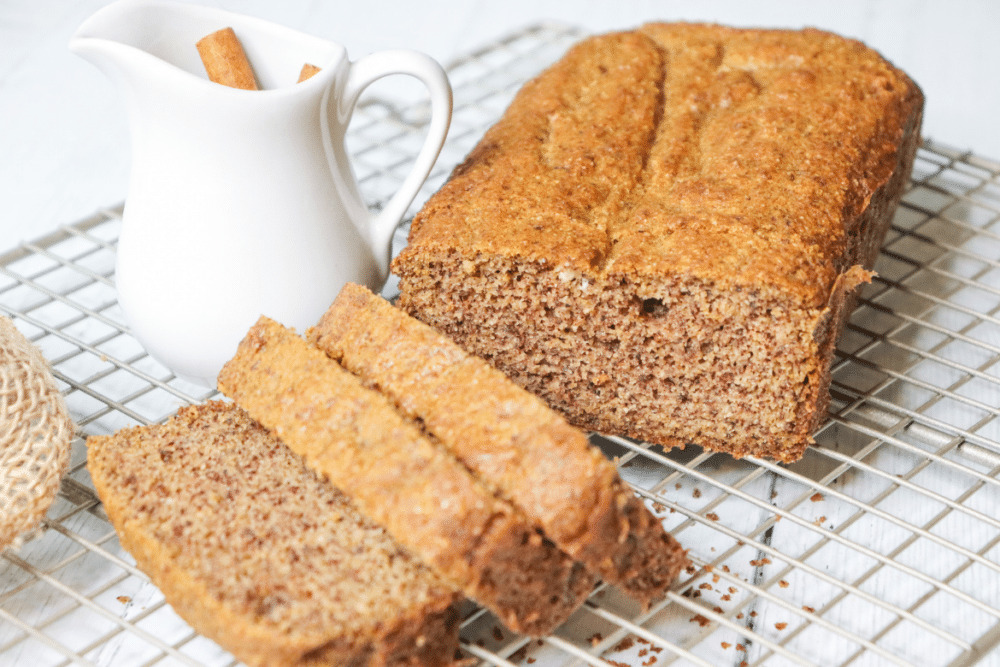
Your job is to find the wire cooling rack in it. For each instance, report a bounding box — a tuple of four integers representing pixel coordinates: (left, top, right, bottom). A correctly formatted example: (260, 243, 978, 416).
(3, 22, 1000, 667)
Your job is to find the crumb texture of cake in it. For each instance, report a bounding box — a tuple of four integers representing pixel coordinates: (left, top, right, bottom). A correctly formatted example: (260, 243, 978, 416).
(309, 283, 688, 605)
(217, 317, 595, 637)
(392, 23, 925, 462)
(86, 401, 461, 667)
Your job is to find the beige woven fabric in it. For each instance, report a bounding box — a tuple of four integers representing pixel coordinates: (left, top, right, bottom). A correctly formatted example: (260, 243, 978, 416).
(0, 315, 72, 551)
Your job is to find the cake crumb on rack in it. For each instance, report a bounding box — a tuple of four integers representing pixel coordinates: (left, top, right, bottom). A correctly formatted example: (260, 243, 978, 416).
(690, 614, 711, 627)
(612, 636, 636, 652)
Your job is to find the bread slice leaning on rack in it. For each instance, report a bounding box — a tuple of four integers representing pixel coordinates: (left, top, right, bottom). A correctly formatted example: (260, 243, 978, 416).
(86, 401, 461, 667)
(308, 283, 688, 606)
(217, 317, 596, 637)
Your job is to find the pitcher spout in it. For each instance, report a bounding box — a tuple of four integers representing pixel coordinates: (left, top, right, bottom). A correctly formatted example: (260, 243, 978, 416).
(70, 2, 144, 79)
(70, 0, 210, 97)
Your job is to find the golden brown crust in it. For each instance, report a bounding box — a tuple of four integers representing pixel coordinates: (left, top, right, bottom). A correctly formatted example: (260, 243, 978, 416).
(217, 318, 595, 636)
(86, 401, 460, 667)
(392, 24, 924, 462)
(308, 283, 688, 604)
(403, 30, 659, 274)
(400, 24, 922, 307)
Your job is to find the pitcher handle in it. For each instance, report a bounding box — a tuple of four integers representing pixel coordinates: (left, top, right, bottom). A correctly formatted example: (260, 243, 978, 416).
(337, 50, 452, 278)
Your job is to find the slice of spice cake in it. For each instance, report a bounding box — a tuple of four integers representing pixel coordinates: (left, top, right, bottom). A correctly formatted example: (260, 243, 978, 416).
(309, 283, 687, 606)
(218, 318, 595, 637)
(87, 401, 461, 667)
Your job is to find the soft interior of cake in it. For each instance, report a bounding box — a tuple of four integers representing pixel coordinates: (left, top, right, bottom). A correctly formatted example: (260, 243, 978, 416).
(398, 252, 831, 461)
(107, 408, 449, 638)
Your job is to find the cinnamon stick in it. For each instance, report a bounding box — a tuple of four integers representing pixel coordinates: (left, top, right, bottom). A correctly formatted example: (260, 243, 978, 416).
(297, 63, 321, 83)
(197, 27, 259, 90)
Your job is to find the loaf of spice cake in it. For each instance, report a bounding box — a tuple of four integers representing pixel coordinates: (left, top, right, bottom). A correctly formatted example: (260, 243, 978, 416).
(309, 283, 687, 606)
(218, 317, 595, 637)
(87, 401, 461, 667)
(392, 23, 924, 462)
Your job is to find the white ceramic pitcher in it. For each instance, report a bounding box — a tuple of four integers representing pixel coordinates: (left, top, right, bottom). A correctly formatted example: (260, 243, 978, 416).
(70, 0, 452, 387)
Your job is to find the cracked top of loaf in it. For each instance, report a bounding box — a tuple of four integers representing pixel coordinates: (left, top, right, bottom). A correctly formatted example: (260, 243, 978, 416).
(397, 23, 924, 308)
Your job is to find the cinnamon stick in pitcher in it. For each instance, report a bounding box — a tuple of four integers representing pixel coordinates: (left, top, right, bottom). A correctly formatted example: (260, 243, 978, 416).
(197, 27, 258, 90)
(298, 63, 321, 82)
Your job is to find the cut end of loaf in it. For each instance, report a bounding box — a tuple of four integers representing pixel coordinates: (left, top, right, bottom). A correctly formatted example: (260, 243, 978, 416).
(395, 251, 834, 462)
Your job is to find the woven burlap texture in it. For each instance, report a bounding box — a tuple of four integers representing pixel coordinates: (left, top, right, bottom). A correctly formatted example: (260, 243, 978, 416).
(0, 315, 72, 551)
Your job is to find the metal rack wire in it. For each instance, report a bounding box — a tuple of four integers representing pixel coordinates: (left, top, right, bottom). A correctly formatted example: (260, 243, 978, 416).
(2, 22, 1000, 667)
